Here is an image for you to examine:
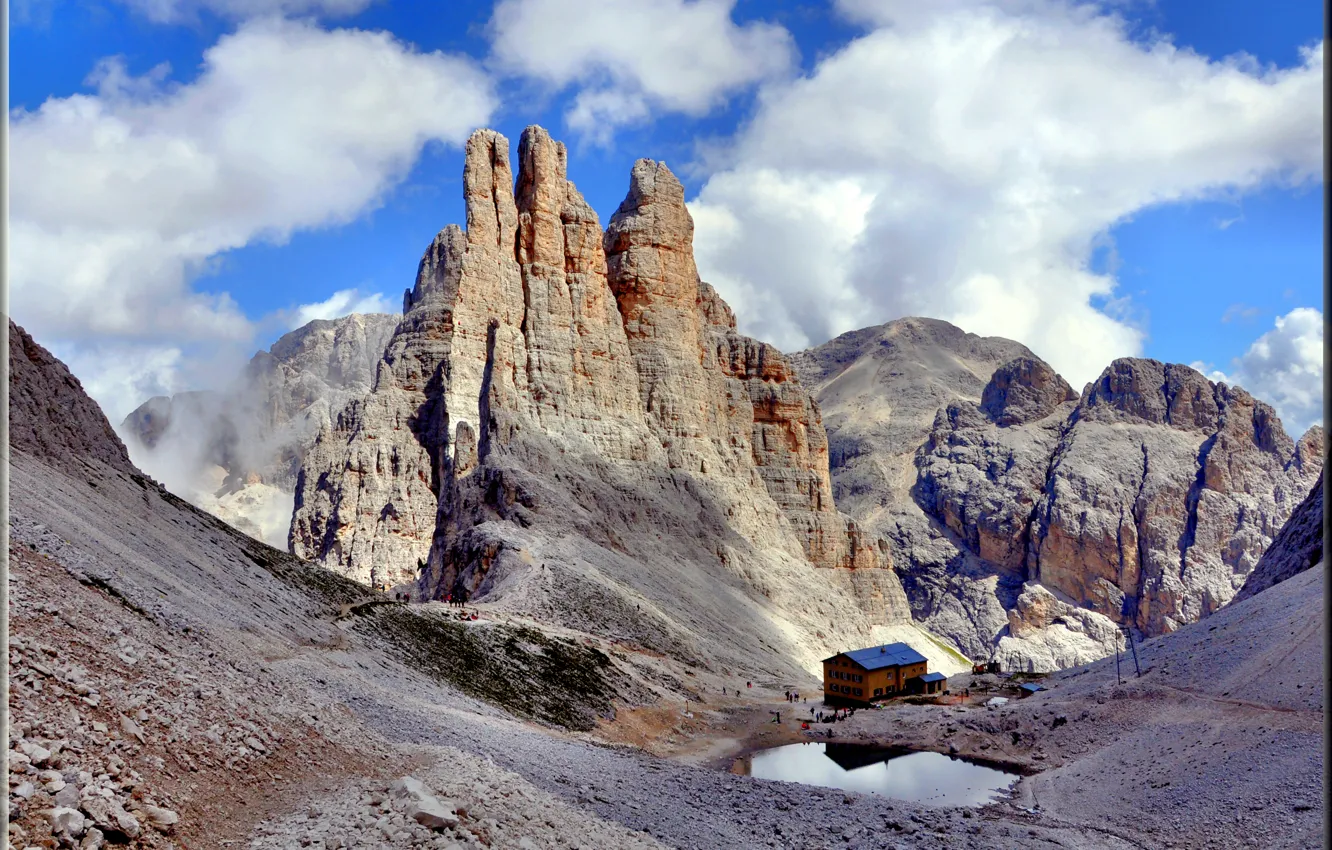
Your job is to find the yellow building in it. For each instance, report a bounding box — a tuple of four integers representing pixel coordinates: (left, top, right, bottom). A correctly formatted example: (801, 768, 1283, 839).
(822, 642, 938, 705)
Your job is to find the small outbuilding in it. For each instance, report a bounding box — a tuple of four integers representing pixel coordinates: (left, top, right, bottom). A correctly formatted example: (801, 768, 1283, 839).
(912, 671, 947, 695)
(1018, 683, 1047, 698)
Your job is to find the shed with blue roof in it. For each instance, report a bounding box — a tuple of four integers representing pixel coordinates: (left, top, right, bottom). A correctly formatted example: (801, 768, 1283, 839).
(821, 642, 933, 705)
(915, 671, 948, 695)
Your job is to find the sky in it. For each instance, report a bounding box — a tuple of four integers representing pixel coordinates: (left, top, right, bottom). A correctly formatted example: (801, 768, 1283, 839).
(10, 0, 1326, 435)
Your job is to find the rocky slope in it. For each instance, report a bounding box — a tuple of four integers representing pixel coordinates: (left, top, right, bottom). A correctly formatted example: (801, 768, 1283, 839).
(1233, 470, 1324, 603)
(289, 126, 911, 678)
(12, 318, 1151, 850)
(10, 319, 139, 478)
(795, 325, 1324, 668)
(119, 313, 399, 545)
(807, 560, 1325, 849)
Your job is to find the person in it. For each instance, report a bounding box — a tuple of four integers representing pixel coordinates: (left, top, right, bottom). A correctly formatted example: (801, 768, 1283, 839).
(784, 690, 790, 701)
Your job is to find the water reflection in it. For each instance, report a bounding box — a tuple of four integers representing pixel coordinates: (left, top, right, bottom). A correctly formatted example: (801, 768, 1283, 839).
(741, 743, 1018, 807)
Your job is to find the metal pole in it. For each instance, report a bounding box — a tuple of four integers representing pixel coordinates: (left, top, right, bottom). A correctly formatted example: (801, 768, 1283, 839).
(1127, 626, 1142, 678)
(1115, 636, 1122, 685)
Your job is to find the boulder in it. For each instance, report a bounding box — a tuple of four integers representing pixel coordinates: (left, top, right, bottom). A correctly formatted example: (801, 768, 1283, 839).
(49, 806, 86, 837)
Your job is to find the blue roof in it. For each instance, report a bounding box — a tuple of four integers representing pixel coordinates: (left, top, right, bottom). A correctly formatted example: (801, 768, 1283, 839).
(919, 672, 947, 683)
(825, 642, 928, 671)
(1019, 683, 1046, 692)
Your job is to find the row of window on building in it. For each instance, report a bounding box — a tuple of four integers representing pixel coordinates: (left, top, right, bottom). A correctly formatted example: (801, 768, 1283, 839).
(829, 683, 903, 698)
(830, 670, 863, 683)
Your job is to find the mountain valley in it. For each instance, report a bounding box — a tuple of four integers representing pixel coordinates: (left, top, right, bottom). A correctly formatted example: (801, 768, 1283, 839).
(18, 123, 1322, 850)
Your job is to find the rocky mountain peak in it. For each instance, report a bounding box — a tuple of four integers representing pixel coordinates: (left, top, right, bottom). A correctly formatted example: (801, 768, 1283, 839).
(980, 357, 1078, 427)
(403, 224, 465, 313)
(698, 281, 737, 330)
(294, 125, 880, 610)
(1080, 358, 1222, 431)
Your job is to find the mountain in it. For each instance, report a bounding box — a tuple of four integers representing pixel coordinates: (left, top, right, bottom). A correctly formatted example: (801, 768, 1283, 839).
(10, 316, 1318, 849)
(108, 128, 1318, 676)
(119, 313, 400, 545)
(795, 323, 1324, 669)
(1233, 470, 1324, 603)
(286, 126, 944, 679)
(11, 314, 1166, 850)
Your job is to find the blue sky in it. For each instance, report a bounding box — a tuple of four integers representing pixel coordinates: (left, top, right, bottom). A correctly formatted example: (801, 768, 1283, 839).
(10, 0, 1325, 432)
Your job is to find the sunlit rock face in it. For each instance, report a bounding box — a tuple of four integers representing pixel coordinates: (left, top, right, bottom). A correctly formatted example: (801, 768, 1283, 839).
(799, 327, 1324, 662)
(291, 125, 880, 639)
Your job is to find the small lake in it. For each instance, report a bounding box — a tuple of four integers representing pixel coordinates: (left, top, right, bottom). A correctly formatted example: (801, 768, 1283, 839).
(738, 743, 1020, 807)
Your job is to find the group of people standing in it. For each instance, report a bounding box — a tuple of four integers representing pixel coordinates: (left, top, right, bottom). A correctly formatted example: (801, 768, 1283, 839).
(783, 690, 803, 703)
(811, 706, 854, 723)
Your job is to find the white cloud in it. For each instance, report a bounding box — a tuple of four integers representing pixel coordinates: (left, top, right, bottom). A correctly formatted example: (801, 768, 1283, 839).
(488, 0, 794, 137)
(11, 16, 495, 421)
(1221, 303, 1262, 324)
(686, 1, 1323, 388)
(115, 0, 375, 25)
(1209, 307, 1324, 435)
(288, 288, 398, 329)
(54, 343, 188, 422)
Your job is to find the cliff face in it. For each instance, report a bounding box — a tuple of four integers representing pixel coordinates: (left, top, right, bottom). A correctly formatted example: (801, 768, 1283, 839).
(799, 328, 1325, 665)
(1232, 470, 1324, 603)
(791, 320, 1049, 661)
(1035, 361, 1324, 633)
(292, 125, 880, 622)
(118, 313, 399, 547)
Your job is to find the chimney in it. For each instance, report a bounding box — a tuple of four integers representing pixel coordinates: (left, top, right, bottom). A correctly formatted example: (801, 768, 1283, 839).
(880, 646, 885, 653)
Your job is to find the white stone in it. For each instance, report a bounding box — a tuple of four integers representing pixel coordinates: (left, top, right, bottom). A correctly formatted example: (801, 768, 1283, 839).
(49, 806, 86, 837)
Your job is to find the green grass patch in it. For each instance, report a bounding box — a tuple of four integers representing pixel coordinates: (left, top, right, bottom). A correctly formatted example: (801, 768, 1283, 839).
(255, 548, 619, 731)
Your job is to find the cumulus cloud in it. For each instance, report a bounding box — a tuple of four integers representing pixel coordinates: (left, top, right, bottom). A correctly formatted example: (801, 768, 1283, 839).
(288, 288, 398, 329)
(687, 1, 1323, 388)
(488, 0, 794, 140)
(1203, 307, 1324, 435)
(11, 16, 495, 422)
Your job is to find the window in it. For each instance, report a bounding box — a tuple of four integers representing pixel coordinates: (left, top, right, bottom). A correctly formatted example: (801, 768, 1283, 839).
(874, 688, 882, 696)
(855, 688, 863, 696)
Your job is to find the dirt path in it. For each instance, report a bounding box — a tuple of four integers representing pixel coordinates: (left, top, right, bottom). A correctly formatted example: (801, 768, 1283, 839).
(594, 689, 819, 771)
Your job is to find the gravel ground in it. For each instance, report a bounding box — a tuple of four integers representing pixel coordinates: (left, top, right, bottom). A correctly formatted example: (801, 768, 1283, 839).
(10, 451, 1319, 850)
(310, 677, 1135, 850)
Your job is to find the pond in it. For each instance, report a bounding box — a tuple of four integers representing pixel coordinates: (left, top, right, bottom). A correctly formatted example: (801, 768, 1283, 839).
(737, 743, 1020, 807)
